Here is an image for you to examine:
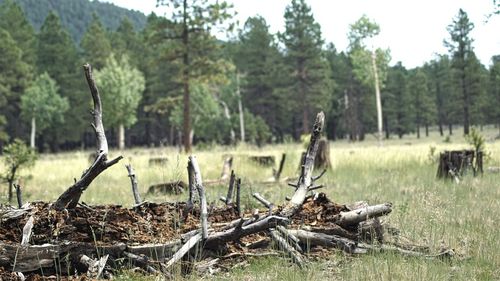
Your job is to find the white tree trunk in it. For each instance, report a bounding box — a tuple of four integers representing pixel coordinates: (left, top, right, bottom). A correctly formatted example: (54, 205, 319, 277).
(372, 51, 383, 145)
(236, 73, 245, 143)
(219, 100, 235, 144)
(118, 123, 125, 150)
(30, 117, 36, 149)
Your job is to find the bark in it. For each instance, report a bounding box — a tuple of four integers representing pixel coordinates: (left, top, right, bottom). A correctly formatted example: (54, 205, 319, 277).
(236, 73, 245, 143)
(280, 112, 325, 218)
(53, 64, 123, 210)
(118, 123, 125, 150)
(189, 155, 208, 239)
(372, 51, 383, 146)
(182, 0, 191, 153)
(125, 164, 142, 205)
(287, 229, 357, 253)
(30, 117, 36, 149)
(15, 184, 22, 208)
(333, 203, 392, 227)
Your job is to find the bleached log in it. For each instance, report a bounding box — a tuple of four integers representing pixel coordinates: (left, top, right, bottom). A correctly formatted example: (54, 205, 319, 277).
(189, 156, 208, 239)
(21, 216, 34, 246)
(162, 232, 202, 270)
(269, 229, 304, 268)
(333, 203, 392, 227)
(204, 215, 289, 248)
(280, 112, 325, 218)
(287, 229, 357, 253)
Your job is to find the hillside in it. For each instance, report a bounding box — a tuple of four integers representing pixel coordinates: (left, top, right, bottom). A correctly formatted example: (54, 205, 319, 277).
(0, 0, 147, 41)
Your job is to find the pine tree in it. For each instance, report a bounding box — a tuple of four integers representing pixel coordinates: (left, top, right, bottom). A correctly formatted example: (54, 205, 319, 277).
(0, 28, 31, 142)
(37, 12, 86, 149)
(80, 13, 112, 70)
(385, 62, 411, 138)
(279, 0, 332, 136)
(110, 17, 143, 67)
(155, 0, 234, 152)
(488, 55, 500, 135)
(0, 0, 36, 65)
(408, 69, 436, 138)
(445, 8, 476, 135)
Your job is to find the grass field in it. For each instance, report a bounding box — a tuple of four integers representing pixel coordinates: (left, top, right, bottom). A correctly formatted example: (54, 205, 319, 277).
(1, 127, 499, 280)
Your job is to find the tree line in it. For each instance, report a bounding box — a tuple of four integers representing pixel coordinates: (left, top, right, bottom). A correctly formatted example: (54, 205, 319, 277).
(0, 0, 499, 153)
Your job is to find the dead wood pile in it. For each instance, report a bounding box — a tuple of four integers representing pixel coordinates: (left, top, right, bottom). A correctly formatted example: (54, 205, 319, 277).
(0, 65, 453, 280)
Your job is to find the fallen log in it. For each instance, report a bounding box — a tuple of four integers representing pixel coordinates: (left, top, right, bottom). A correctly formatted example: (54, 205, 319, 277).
(333, 203, 392, 227)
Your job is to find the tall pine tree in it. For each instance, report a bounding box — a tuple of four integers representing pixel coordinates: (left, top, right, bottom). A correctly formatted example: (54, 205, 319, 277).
(279, 0, 332, 136)
(80, 13, 112, 70)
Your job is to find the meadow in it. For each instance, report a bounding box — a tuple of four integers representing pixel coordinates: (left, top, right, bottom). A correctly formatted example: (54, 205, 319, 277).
(1, 127, 499, 280)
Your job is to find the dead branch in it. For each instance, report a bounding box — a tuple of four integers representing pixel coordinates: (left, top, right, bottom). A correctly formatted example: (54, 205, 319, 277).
(162, 232, 202, 271)
(269, 229, 304, 268)
(21, 216, 34, 246)
(252, 193, 274, 211)
(280, 112, 325, 218)
(287, 229, 357, 253)
(188, 156, 208, 239)
(53, 64, 123, 210)
(225, 170, 236, 205)
(125, 164, 142, 205)
(333, 203, 392, 227)
(236, 178, 241, 216)
(14, 183, 22, 208)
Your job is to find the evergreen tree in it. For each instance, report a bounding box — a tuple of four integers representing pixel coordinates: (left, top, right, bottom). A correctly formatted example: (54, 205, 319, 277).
(279, 0, 332, 136)
(37, 12, 86, 149)
(232, 16, 290, 140)
(385, 62, 411, 138)
(80, 13, 112, 69)
(445, 8, 476, 135)
(488, 55, 500, 135)
(0, 28, 31, 143)
(155, 0, 234, 152)
(426, 55, 457, 136)
(20, 73, 69, 149)
(408, 69, 436, 138)
(110, 17, 143, 67)
(0, 0, 36, 65)
(95, 54, 145, 149)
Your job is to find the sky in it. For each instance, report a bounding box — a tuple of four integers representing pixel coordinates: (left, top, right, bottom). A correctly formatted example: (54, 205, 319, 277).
(102, 0, 500, 68)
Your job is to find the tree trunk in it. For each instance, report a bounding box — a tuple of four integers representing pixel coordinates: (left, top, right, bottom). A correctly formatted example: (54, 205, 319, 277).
(237, 72, 245, 143)
(425, 123, 429, 137)
(448, 123, 453, 135)
(462, 70, 469, 135)
(372, 51, 383, 145)
(416, 125, 420, 139)
(118, 123, 125, 150)
(439, 122, 444, 136)
(30, 117, 36, 149)
(182, 0, 191, 153)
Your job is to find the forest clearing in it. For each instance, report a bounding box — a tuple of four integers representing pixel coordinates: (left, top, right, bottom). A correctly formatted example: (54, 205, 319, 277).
(1, 121, 499, 280)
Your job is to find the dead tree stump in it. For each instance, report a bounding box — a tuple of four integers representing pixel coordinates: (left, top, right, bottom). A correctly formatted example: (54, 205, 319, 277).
(436, 150, 483, 179)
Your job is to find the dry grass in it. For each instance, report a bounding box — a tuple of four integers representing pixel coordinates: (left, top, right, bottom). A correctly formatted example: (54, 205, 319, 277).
(1, 126, 499, 280)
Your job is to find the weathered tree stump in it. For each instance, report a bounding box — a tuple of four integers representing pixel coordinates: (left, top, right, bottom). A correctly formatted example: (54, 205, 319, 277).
(148, 157, 168, 166)
(147, 181, 187, 194)
(249, 155, 275, 167)
(436, 150, 483, 179)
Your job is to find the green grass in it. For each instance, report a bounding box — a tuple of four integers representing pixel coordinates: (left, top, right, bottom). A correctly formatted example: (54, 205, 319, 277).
(1, 126, 500, 280)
